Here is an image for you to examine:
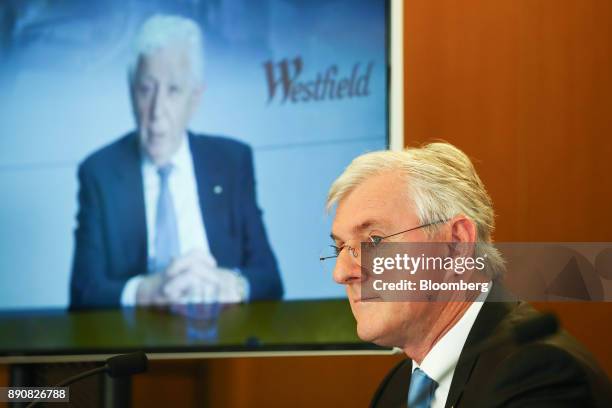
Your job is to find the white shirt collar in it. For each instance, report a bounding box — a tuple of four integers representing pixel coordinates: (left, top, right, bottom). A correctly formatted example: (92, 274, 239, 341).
(412, 288, 490, 381)
(141, 132, 191, 173)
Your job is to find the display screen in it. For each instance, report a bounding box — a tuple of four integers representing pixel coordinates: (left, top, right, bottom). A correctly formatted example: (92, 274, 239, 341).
(0, 0, 389, 357)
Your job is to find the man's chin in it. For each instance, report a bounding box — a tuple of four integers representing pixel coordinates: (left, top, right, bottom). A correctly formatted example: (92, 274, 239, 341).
(356, 323, 387, 346)
(142, 142, 171, 164)
(354, 312, 401, 347)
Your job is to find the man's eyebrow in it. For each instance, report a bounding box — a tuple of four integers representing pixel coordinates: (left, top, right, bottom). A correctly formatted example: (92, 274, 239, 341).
(352, 219, 380, 234)
(136, 74, 155, 82)
(330, 220, 382, 243)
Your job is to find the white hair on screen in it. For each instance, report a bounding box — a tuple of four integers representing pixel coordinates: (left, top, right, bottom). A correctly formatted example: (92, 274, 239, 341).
(128, 14, 205, 84)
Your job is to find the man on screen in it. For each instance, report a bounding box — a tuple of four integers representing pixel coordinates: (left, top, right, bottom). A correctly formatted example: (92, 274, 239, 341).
(70, 15, 282, 308)
(324, 143, 611, 407)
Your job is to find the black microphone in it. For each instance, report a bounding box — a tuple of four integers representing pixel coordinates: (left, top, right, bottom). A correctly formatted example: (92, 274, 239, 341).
(464, 312, 559, 362)
(512, 313, 559, 345)
(410, 313, 559, 406)
(106, 351, 148, 378)
(25, 352, 148, 408)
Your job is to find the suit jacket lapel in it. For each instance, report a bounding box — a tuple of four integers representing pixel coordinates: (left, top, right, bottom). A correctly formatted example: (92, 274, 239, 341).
(445, 283, 517, 407)
(188, 133, 231, 265)
(111, 133, 148, 273)
(370, 359, 412, 408)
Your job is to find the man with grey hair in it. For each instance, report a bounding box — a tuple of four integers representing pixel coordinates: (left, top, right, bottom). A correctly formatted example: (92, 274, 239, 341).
(325, 142, 611, 407)
(70, 15, 283, 308)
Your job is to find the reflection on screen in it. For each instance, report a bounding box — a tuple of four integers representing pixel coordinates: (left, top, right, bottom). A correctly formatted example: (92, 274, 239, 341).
(0, 0, 387, 310)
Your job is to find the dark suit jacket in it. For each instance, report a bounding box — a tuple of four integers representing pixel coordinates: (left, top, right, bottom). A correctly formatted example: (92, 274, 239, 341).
(370, 285, 612, 407)
(70, 131, 283, 309)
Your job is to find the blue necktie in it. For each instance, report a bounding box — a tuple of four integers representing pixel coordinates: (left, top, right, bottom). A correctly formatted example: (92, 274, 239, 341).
(408, 368, 438, 408)
(154, 164, 179, 272)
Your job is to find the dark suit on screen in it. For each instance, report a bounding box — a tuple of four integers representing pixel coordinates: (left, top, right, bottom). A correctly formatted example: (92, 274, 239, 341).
(70, 131, 283, 309)
(370, 285, 612, 408)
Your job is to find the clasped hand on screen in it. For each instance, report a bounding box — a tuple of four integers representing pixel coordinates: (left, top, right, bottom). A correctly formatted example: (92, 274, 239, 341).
(135, 250, 246, 305)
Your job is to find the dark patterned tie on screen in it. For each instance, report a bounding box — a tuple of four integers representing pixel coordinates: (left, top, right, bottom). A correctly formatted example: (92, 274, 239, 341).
(408, 368, 438, 408)
(154, 164, 179, 272)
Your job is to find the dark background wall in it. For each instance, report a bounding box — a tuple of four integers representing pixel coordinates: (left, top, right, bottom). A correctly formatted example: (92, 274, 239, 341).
(1, 0, 611, 406)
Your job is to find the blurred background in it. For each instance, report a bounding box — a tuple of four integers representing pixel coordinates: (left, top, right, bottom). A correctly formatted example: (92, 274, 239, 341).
(0, 0, 387, 308)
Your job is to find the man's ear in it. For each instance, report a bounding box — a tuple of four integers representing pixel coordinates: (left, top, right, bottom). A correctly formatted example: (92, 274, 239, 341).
(448, 215, 477, 258)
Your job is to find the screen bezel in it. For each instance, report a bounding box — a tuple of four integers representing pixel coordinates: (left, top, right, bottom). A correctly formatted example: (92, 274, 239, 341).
(0, 0, 404, 363)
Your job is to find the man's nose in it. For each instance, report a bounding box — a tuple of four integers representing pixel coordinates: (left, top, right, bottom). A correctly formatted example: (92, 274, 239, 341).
(150, 88, 165, 119)
(332, 250, 361, 285)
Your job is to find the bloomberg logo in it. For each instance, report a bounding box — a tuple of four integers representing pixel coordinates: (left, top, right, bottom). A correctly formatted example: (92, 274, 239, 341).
(264, 56, 374, 104)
